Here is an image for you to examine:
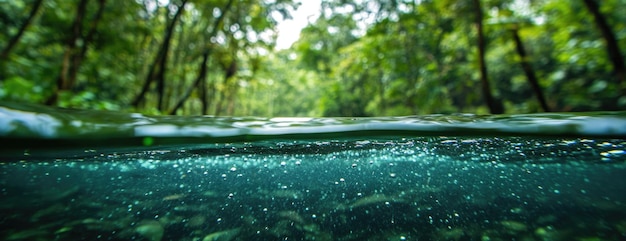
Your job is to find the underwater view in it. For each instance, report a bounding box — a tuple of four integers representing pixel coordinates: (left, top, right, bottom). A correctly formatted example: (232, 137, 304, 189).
(1, 102, 626, 241)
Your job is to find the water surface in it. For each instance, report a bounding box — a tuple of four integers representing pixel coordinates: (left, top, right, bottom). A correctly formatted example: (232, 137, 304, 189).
(1, 102, 625, 240)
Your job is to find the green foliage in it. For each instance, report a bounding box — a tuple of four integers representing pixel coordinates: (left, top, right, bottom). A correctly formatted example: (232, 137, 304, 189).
(0, 0, 624, 116)
(295, 0, 625, 115)
(0, 76, 45, 102)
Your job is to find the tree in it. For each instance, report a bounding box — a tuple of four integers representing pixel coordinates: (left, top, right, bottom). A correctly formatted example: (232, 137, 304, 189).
(537, 0, 624, 111)
(510, 25, 550, 112)
(169, 0, 234, 115)
(582, 0, 625, 90)
(0, 0, 44, 77)
(46, 0, 107, 105)
(472, 0, 504, 114)
(131, 0, 188, 111)
(1, 0, 624, 115)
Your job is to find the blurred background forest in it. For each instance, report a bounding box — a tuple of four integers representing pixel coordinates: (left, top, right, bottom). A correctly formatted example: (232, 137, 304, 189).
(0, 0, 625, 116)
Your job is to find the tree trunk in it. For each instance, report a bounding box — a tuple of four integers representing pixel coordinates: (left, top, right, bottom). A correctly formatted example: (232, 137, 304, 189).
(214, 60, 237, 116)
(131, 0, 188, 109)
(67, 0, 106, 90)
(511, 26, 550, 112)
(168, 0, 235, 115)
(582, 0, 625, 89)
(200, 70, 209, 115)
(156, 0, 187, 112)
(46, 0, 89, 105)
(169, 51, 210, 115)
(472, 0, 504, 114)
(0, 0, 44, 74)
(226, 85, 238, 115)
(131, 48, 160, 108)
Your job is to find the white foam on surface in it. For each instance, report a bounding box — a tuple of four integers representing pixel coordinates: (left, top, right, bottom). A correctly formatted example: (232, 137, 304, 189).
(0, 106, 61, 138)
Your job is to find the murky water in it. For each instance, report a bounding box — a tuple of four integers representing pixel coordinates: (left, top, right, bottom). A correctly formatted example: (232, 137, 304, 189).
(1, 102, 626, 240)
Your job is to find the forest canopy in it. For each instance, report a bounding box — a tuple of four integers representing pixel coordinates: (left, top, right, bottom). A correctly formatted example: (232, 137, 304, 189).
(1, 0, 625, 117)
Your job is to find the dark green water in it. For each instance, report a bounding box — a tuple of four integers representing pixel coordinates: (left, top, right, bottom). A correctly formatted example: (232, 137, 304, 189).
(1, 102, 626, 241)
